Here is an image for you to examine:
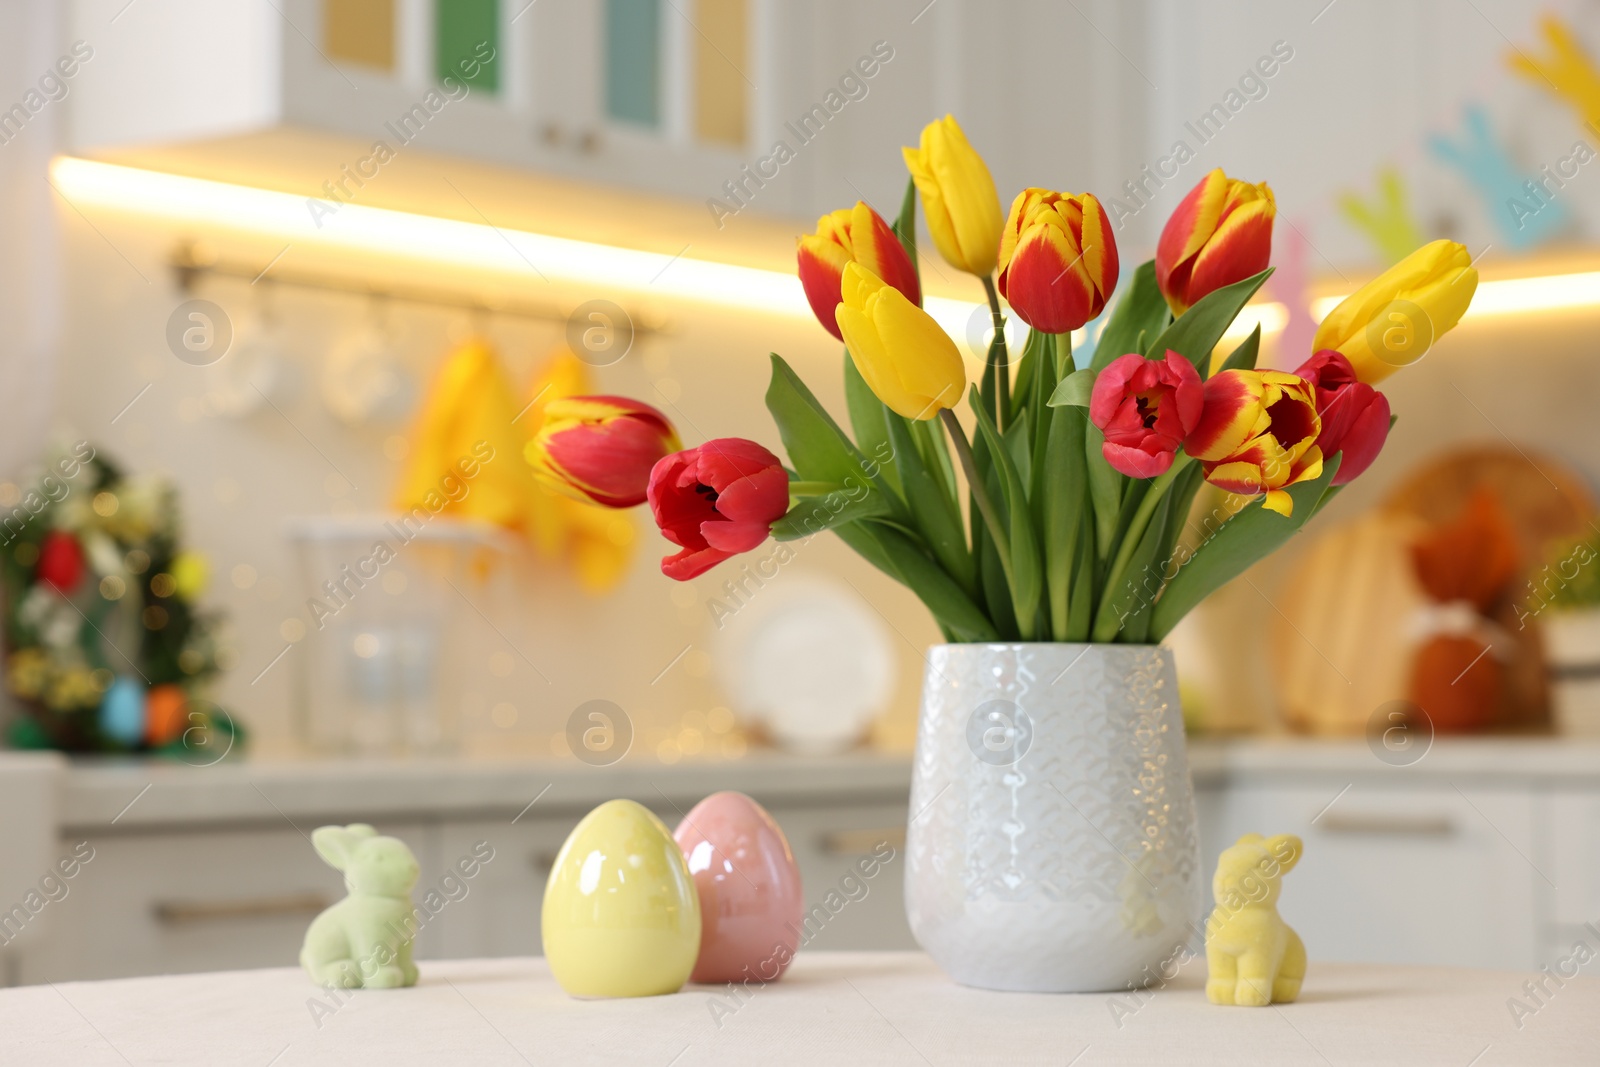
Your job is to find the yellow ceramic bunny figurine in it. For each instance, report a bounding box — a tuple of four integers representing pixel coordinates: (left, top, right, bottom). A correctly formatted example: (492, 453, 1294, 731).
(1205, 833, 1305, 1006)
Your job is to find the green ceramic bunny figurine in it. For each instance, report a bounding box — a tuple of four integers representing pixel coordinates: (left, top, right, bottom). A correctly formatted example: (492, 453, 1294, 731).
(300, 824, 421, 989)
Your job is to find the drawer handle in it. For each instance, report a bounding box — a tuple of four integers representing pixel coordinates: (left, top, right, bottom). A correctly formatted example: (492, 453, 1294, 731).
(153, 893, 330, 926)
(820, 828, 905, 856)
(1316, 814, 1455, 836)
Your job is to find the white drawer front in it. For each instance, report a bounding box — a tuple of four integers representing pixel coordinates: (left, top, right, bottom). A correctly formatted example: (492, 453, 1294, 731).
(1212, 783, 1539, 970)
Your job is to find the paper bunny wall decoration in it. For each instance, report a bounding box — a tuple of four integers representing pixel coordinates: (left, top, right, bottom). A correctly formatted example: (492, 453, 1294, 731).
(1337, 168, 1426, 265)
(300, 824, 421, 989)
(1268, 222, 1316, 370)
(1205, 833, 1305, 1007)
(1509, 14, 1600, 132)
(1428, 105, 1569, 250)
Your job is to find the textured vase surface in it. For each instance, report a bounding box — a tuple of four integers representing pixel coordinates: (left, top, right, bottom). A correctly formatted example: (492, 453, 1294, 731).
(905, 643, 1201, 993)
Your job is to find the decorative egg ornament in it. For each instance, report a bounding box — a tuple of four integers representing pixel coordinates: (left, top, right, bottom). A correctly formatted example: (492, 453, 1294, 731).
(674, 792, 804, 984)
(542, 799, 700, 998)
(99, 677, 146, 747)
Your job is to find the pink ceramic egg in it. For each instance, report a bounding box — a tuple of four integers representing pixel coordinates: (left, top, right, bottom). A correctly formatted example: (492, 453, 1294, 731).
(674, 791, 804, 984)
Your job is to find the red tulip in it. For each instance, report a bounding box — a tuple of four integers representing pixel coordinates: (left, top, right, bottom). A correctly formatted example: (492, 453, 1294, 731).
(526, 396, 680, 508)
(36, 531, 85, 592)
(998, 188, 1119, 333)
(797, 202, 921, 341)
(1155, 169, 1275, 316)
(648, 439, 789, 580)
(1293, 350, 1392, 486)
(1089, 351, 1204, 478)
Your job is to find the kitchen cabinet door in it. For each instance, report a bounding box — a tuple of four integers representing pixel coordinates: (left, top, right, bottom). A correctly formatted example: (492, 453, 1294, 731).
(1213, 782, 1541, 969)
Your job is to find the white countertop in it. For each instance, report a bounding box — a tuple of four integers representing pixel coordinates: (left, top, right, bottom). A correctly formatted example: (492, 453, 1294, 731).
(52, 749, 915, 831)
(1, 952, 1592, 1065)
(11, 735, 1600, 832)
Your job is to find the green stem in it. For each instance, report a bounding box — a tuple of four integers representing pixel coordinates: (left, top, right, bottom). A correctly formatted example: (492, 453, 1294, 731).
(939, 408, 1013, 586)
(1053, 330, 1075, 380)
(981, 275, 1009, 430)
(1092, 454, 1195, 641)
(787, 481, 842, 497)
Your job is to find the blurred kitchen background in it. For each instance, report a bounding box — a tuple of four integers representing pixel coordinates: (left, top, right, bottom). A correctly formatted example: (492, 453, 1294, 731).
(3, 0, 1600, 986)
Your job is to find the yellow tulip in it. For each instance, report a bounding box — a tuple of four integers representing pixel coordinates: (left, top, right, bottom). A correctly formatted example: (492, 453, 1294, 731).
(1312, 240, 1478, 383)
(834, 262, 965, 421)
(902, 115, 1003, 276)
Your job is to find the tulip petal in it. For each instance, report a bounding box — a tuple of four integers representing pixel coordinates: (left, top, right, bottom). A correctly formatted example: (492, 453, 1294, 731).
(1102, 439, 1175, 479)
(1185, 198, 1274, 310)
(1203, 460, 1265, 496)
(797, 236, 851, 341)
(1185, 370, 1267, 461)
(1155, 170, 1230, 312)
(851, 201, 921, 307)
(1262, 489, 1294, 517)
(662, 544, 731, 580)
(1327, 389, 1390, 485)
(1002, 225, 1094, 333)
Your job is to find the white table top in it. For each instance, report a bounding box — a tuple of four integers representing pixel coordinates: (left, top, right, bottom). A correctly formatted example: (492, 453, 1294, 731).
(1, 952, 1595, 1065)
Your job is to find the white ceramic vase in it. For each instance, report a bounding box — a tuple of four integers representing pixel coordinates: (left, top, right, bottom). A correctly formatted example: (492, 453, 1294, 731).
(905, 642, 1201, 993)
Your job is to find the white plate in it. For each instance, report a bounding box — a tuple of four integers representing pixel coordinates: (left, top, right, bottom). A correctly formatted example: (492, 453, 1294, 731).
(713, 575, 895, 754)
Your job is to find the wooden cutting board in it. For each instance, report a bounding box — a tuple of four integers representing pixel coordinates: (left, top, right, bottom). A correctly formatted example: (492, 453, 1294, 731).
(1274, 511, 1429, 735)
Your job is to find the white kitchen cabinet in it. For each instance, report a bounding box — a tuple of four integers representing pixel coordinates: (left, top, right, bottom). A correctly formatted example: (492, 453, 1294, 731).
(63, 0, 1150, 225)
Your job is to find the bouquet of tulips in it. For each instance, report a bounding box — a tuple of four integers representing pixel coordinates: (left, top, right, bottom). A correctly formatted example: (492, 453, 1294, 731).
(527, 115, 1479, 644)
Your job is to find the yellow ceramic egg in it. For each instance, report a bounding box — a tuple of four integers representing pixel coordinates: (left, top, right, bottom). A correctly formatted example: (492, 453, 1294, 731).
(542, 799, 702, 997)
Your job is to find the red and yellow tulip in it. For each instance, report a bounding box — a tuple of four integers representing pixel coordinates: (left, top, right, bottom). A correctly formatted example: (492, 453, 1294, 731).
(834, 262, 966, 421)
(526, 396, 681, 508)
(1155, 169, 1275, 316)
(1184, 370, 1322, 516)
(902, 115, 1003, 277)
(997, 189, 1119, 333)
(1311, 239, 1477, 384)
(798, 201, 921, 341)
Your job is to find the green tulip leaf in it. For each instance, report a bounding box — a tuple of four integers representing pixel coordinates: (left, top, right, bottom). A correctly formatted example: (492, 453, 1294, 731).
(1092, 261, 1169, 372)
(1047, 368, 1097, 408)
(1144, 267, 1273, 376)
(843, 353, 902, 494)
(832, 520, 997, 641)
(766, 353, 895, 505)
(970, 393, 1043, 638)
(769, 489, 891, 542)
(1084, 425, 1123, 559)
(1215, 324, 1263, 376)
(1040, 403, 1088, 641)
(886, 414, 973, 590)
(892, 175, 919, 285)
(1150, 452, 1342, 640)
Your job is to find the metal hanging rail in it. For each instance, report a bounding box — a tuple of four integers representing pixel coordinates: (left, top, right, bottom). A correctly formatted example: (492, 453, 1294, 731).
(166, 240, 668, 334)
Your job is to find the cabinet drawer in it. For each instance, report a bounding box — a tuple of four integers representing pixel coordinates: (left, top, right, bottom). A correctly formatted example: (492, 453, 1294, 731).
(19, 822, 433, 984)
(1214, 783, 1539, 969)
